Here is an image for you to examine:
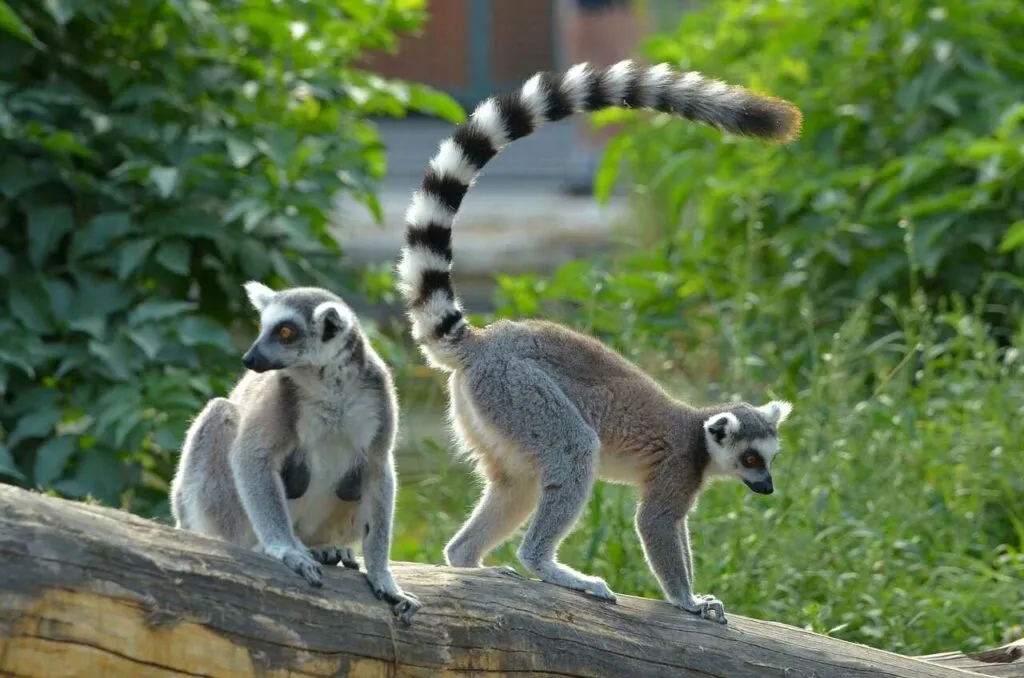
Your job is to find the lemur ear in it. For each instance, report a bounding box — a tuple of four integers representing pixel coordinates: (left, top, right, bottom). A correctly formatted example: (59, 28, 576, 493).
(757, 400, 793, 425)
(243, 281, 275, 312)
(313, 302, 350, 342)
(703, 412, 739, 445)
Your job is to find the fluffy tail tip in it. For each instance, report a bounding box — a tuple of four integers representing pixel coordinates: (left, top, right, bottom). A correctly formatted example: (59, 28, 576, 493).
(746, 94, 803, 143)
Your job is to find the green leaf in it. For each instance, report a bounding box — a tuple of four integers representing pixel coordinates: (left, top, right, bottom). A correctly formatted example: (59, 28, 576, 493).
(155, 240, 190, 275)
(126, 301, 197, 326)
(8, 278, 51, 333)
(118, 238, 156, 279)
(0, 0, 41, 48)
(33, 436, 76, 487)
(0, 442, 24, 481)
(69, 275, 133, 320)
(408, 83, 466, 124)
(226, 138, 258, 168)
(177, 316, 236, 351)
(149, 167, 179, 198)
(125, 326, 164, 359)
(57, 448, 126, 505)
(27, 206, 73, 268)
(998, 220, 1024, 253)
(71, 212, 132, 259)
(594, 135, 629, 204)
(8, 408, 62, 449)
(87, 339, 132, 381)
(44, 278, 75, 320)
(42, 0, 74, 25)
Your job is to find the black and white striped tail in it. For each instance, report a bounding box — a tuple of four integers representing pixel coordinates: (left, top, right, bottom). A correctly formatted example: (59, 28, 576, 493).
(397, 59, 802, 350)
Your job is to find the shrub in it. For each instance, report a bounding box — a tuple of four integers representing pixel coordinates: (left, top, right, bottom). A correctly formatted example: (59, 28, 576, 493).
(592, 0, 1023, 356)
(0, 0, 463, 516)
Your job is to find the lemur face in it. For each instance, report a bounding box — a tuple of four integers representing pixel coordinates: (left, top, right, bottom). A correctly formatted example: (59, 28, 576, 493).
(702, 400, 793, 495)
(240, 282, 355, 373)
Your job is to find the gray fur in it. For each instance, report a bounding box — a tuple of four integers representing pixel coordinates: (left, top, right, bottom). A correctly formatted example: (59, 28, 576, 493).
(432, 318, 794, 624)
(169, 281, 421, 625)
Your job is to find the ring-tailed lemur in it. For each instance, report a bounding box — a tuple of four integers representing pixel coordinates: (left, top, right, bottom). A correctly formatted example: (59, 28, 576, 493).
(395, 60, 799, 624)
(169, 283, 421, 625)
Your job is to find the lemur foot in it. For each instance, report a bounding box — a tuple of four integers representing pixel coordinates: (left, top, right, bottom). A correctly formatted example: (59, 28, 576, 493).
(535, 567, 617, 602)
(677, 594, 727, 624)
(488, 565, 524, 579)
(308, 546, 361, 570)
(367, 573, 422, 626)
(585, 578, 618, 603)
(268, 545, 323, 587)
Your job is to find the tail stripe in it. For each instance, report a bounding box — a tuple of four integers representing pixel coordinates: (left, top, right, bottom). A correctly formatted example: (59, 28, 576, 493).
(466, 99, 509, 154)
(496, 93, 537, 142)
(397, 60, 802, 357)
(451, 125, 498, 172)
(421, 172, 471, 214)
(539, 73, 574, 122)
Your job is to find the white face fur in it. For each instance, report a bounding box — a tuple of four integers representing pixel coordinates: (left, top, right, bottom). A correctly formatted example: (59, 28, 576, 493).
(702, 400, 793, 495)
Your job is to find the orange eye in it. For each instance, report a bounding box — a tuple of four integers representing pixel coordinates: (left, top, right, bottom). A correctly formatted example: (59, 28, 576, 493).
(278, 325, 294, 341)
(742, 453, 760, 468)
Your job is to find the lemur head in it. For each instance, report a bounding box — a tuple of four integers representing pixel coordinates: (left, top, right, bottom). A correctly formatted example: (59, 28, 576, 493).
(240, 281, 358, 373)
(702, 400, 793, 495)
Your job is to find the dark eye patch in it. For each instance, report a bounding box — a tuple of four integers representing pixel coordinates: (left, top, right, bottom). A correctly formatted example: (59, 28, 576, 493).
(741, 449, 764, 469)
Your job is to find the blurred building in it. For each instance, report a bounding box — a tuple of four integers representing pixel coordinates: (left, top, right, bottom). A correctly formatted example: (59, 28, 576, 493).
(362, 0, 564, 110)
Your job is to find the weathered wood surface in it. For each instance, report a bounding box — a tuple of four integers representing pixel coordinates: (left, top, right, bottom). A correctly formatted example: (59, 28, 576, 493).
(918, 640, 1024, 677)
(0, 484, 1009, 677)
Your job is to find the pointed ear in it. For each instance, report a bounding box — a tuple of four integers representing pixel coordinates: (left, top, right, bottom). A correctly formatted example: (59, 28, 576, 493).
(243, 281, 275, 312)
(313, 301, 351, 342)
(703, 412, 739, 445)
(757, 400, 793, 425)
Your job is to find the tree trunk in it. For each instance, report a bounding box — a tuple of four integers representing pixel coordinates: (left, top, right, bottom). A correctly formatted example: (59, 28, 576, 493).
(0, 485, 1018, 678)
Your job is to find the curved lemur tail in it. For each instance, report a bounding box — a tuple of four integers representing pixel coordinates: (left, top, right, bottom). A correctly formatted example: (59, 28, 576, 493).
(396, 59, 801, 364)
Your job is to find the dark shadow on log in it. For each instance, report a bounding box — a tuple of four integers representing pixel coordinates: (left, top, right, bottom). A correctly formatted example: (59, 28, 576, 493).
(0, 485, 1017, 677)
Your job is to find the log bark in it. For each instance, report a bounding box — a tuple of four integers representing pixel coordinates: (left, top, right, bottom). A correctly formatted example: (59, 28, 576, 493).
(0, 484, 1015, 678)
(917, 640, 1024, 678)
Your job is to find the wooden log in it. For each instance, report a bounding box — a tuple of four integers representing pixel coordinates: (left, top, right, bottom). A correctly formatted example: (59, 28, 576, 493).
(918, 640, 1024, 678)
(0, 484, 1005, 677)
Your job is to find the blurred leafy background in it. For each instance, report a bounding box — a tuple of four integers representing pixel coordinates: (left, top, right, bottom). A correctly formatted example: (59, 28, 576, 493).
(1, 0, 1021, 659)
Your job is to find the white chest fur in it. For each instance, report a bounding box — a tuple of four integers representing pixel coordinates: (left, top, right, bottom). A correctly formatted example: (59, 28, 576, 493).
(286, 383, 381, 539)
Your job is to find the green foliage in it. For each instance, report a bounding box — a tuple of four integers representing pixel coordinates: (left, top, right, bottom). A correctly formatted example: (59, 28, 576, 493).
(599, 0, 1024, 346)
(395, 294, 1024, 656)
(0, 0, 462, 515)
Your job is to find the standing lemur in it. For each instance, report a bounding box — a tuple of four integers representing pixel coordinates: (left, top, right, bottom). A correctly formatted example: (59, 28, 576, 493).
(169, 283, 420, 624)
(396, 60, 801, 624)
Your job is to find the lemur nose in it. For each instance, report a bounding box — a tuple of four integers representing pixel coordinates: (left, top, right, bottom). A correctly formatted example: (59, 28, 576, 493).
(242, 352, 256, 369)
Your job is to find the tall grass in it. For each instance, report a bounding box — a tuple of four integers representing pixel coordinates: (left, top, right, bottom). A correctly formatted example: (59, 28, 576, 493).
(387, 236, 1024, 656)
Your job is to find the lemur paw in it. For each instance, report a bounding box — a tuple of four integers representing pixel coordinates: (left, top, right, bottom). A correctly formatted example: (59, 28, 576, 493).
(586, 578, 618, 603)
(677, 594, 727, 624)
(308, 546, 360, 570)
(268, 545, 323, 587)
(340, 549, 361, 570)
(367, 574, 423, 626)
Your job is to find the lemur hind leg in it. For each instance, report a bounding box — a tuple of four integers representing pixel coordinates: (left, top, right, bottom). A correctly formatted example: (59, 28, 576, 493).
(444, 471, 540, 571)
(465, 360, 615, 602)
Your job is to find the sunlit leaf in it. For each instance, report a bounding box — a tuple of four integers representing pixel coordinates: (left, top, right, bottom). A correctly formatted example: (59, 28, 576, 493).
(149, 167, 179, 198)
(998, 220, 1024, 253)
(0, 0, 41, 48)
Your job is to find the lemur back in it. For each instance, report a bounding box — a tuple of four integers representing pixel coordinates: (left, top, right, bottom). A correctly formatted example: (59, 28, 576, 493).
(170, 283, 421, 624)
(395, 60, 800, 624)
